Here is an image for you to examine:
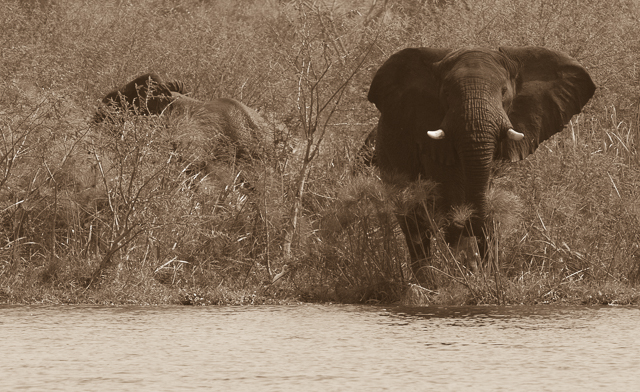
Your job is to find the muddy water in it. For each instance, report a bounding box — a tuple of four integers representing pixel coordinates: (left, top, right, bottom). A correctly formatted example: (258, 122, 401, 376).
(1, 305, 639, 391)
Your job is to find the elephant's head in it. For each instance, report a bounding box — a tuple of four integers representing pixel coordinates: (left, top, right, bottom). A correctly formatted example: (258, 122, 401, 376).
(368, 46, 595, 266)
(94, 73, 188, 123)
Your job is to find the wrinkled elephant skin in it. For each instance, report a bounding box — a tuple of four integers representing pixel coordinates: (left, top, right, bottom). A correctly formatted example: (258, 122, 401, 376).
(367, 46, 595, 285)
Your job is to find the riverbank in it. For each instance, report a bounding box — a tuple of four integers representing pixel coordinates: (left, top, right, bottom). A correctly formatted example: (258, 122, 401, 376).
(1, 0, 639, 306)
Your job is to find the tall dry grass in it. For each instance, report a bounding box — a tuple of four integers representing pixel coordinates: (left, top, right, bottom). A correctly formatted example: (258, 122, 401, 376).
(1, 0, 639, 304)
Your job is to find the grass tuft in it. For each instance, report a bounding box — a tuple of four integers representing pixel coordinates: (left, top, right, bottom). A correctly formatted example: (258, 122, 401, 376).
(1, 0, 639, 305)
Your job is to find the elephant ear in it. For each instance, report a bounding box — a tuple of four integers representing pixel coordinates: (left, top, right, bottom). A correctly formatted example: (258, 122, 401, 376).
(368, 48, 452, 165)
(128, 73, 174, 114)
(165, 80, 189, 95)
(368, 47, 450, 117)
(496, 46, 596, 162)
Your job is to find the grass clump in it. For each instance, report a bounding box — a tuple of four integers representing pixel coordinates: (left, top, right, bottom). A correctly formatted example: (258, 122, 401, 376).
(1, 0, 640, 305)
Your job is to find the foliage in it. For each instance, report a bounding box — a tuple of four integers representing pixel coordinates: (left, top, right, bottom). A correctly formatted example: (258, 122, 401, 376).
(1, 0, 639, 305)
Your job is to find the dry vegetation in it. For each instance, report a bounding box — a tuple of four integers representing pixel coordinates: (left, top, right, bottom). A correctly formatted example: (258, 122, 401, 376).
(1, 0, 639, 305)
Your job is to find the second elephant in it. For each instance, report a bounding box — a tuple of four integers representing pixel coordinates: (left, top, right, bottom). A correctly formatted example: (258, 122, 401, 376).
(95, 73, 274, 167)
(94, 73, 187, 122)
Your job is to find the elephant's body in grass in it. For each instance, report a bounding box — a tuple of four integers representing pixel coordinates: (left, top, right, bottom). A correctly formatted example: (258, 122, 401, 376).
(355, 125, 377, 169)
(94, 73, 188, 122)
(368, 46, 595, 286)
(164, 93, 273, 165)
(95, 73, 274, 180)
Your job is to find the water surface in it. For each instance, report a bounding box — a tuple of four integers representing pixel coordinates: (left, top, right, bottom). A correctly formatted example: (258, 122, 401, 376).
(2, 304, 639, 391)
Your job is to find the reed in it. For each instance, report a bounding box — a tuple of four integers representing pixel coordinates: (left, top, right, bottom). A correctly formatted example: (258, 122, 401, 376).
(1, 0, 639, 305)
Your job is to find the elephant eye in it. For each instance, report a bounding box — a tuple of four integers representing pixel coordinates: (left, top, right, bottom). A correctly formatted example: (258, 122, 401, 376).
(501, 86, 508, 96)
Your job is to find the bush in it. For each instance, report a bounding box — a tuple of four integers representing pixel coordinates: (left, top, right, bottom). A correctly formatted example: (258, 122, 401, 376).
(1, 0, 639, 305)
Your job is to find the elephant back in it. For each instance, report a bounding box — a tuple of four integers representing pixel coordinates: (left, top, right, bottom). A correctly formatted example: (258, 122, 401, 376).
(205, 98, 273, 160)
(167, 96, 274, 164)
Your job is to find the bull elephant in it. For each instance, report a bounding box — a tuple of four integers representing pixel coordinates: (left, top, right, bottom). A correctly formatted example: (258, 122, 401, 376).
(367, 46, 595, 285)
(95, 73, 273, 169)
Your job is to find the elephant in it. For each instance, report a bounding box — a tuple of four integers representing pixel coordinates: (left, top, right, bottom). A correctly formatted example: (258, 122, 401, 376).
(94, 73, 187, 122)
(355, 125, 378, 169)
(94, 73, 274, 170)
(367, 46, 595, 284)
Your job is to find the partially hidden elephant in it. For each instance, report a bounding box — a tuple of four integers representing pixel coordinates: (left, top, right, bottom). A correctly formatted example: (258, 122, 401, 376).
(367, 46, 595, 284)
(355, 125, 377, 169)
(94, 73, 188, 122)
(95, 73, 273, 170)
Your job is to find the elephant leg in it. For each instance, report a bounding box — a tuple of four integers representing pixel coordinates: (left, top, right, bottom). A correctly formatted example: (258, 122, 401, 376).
(396, 209, 436, 286)
(451, 236, 480, 273)
(445, 217, 484, 273)
(465, 217, 489, 266)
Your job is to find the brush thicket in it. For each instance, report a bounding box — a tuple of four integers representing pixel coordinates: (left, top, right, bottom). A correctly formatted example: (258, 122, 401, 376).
(1, 0, 639, 304)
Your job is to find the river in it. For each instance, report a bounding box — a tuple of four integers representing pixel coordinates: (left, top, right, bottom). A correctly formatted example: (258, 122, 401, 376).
(1, 304, 639, 391)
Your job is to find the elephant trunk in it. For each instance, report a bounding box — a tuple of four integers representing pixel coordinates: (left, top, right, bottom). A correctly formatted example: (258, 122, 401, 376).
(459, 140, 492, 236)
(452, 84, 507, 240)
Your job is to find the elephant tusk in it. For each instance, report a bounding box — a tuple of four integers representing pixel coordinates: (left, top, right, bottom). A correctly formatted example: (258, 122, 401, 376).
(427, 129, 445, 140)
(507, 128, 524, 141)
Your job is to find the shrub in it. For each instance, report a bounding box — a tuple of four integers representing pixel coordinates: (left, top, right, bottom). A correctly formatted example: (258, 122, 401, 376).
(1, 0, 639, 305)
